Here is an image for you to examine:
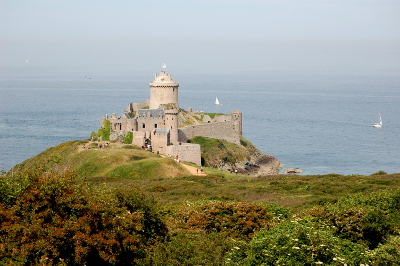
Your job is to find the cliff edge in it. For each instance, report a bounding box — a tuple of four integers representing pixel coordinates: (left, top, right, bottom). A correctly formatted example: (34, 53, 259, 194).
(189, 136, 282, 176)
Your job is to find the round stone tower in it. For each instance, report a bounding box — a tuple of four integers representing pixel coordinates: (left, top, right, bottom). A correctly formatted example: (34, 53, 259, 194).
(149, 72, 179, 109)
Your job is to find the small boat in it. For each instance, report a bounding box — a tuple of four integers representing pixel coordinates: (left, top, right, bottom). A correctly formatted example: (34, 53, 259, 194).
(372, 114, 382, 128)
(215, 97, 222, 105)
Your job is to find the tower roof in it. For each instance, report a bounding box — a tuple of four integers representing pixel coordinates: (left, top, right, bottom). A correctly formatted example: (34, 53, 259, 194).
(149, 71, 179, 87)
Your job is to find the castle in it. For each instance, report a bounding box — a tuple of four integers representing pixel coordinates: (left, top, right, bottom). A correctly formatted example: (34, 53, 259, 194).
(101, 71, 242, 166)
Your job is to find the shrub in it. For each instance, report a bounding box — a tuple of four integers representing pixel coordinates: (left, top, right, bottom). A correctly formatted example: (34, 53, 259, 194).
(139, 232, 231, 266)
(93, 119, 111, 141)
(226, 217, 369, 265)
(369, 236, 400, 265)
(171, 201, 274, 240)
(0, 168, 167, 265)
(371, 170, 388, 176)
(309, 191, 398, 248)
(123, 131, 133, 144)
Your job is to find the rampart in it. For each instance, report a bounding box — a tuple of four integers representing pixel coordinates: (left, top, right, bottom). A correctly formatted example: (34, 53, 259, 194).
(166, 143, 201, 166)
(179, 121, 241, 145)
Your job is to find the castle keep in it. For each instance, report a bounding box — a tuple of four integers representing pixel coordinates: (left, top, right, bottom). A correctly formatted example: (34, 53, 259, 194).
(101, 71, 242, 166)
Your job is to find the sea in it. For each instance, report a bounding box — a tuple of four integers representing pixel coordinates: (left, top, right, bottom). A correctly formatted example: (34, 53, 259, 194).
(1, 65, 399, 175)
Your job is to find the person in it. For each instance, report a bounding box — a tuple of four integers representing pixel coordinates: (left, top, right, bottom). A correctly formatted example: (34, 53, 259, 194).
(235, 169, 238, 174)
(196, 169, 199, 174)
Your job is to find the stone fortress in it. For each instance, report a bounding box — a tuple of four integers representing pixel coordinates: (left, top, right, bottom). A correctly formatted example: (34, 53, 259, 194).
(101, 71, 243, 166)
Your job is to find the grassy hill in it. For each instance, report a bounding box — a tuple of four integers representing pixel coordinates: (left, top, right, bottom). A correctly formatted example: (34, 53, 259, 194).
(10, 140, 190, 179)
(10, 139, 399, 210)
(3, 139, 400, 265)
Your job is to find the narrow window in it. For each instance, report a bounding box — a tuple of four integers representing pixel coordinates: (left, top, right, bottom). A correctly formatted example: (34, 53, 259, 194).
(142, 123, 145, 128)
(154, 124, 157, 128)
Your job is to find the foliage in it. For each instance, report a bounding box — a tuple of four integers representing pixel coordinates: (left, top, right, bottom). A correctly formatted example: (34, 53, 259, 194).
(308, 190, 400, 249)
(123, 131, 133, 144)
(139, 232, 232, 266)
(203, 113, 225, 120)
(0, 168, 167, 265)
(5, 139, 400, 264)
(189, 136, 254, 168)
(169, 201, 274, 240)
(130, 111, 137, 118)
(93, 119, 111, 141)
(225, 217, 370, 265)
(371, 170, 388, 176)
(369, 236, 400, 264)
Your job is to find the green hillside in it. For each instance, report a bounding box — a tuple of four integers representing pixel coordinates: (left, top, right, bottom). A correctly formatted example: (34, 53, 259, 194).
(2, 139, 400, 265)
(10, 140, 190, 179)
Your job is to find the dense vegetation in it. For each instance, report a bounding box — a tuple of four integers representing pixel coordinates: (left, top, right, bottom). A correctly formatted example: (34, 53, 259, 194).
(189, 136, 258, 168)
(92, 119, 111, 141)
(2, 140, 400, 265)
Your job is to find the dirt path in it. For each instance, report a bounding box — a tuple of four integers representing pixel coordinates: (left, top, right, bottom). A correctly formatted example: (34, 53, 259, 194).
(180, 163, 207, 176)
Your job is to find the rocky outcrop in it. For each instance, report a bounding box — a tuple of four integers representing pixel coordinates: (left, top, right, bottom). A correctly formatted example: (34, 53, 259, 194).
(225, 151, 282, 176)
(284, 167, 304, 174)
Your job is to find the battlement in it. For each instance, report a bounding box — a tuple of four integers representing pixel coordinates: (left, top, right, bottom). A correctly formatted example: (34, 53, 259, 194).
(149, 71, 179, 87)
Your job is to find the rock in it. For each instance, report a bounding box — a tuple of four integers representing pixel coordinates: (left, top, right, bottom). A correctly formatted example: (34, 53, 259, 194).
(225, 152, 282, 177)
(284, 167, 304, 174)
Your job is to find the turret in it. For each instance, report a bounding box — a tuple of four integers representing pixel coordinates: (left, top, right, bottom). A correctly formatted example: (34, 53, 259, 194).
(164, 109, 179, 144)
(149, 72, 179, 109)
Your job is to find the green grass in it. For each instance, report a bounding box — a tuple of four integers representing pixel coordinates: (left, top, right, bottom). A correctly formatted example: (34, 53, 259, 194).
(10, 140, 189, 180)
(9, 139, 400, 213)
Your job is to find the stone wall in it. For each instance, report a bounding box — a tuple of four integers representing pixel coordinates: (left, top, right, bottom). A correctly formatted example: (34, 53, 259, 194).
(179, 121, 241, 145)
(150, 129, 169, 155)
(132, 131, 146, 147)
(166, 143, 201, 166)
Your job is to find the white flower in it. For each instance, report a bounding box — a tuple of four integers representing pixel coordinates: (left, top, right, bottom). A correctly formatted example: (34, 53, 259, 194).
(315, 262, 323, 265)
(292, 246, 300, 249)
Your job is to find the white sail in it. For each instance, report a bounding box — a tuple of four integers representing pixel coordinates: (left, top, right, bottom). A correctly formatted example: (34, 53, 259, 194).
(373, 113, 382, 128)
(215, 97, 220, 105)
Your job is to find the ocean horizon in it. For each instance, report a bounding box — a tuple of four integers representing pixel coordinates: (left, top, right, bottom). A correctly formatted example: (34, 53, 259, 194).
(1, 65, 399, 175)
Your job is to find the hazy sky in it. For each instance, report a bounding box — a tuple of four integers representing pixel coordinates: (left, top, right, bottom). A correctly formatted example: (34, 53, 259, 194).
(1, 0, 399, 72)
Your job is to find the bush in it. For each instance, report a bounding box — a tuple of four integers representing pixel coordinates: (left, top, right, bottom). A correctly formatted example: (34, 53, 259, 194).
(309, 191, 398, 248)
(371, 170, 388, 176)
(171, 201, 274, 240)
(92, 119, 111, 141)
(140, 232, 231, 266)
(369, 236, 400, 265)
(226, 217, 369, 265)
(123, 131, 133, 144)
(0, 168, 167, 265)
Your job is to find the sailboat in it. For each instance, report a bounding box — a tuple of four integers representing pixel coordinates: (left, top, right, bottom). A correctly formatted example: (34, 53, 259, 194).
(215, 97, 222, 105)
(372, 114, 382, 128)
